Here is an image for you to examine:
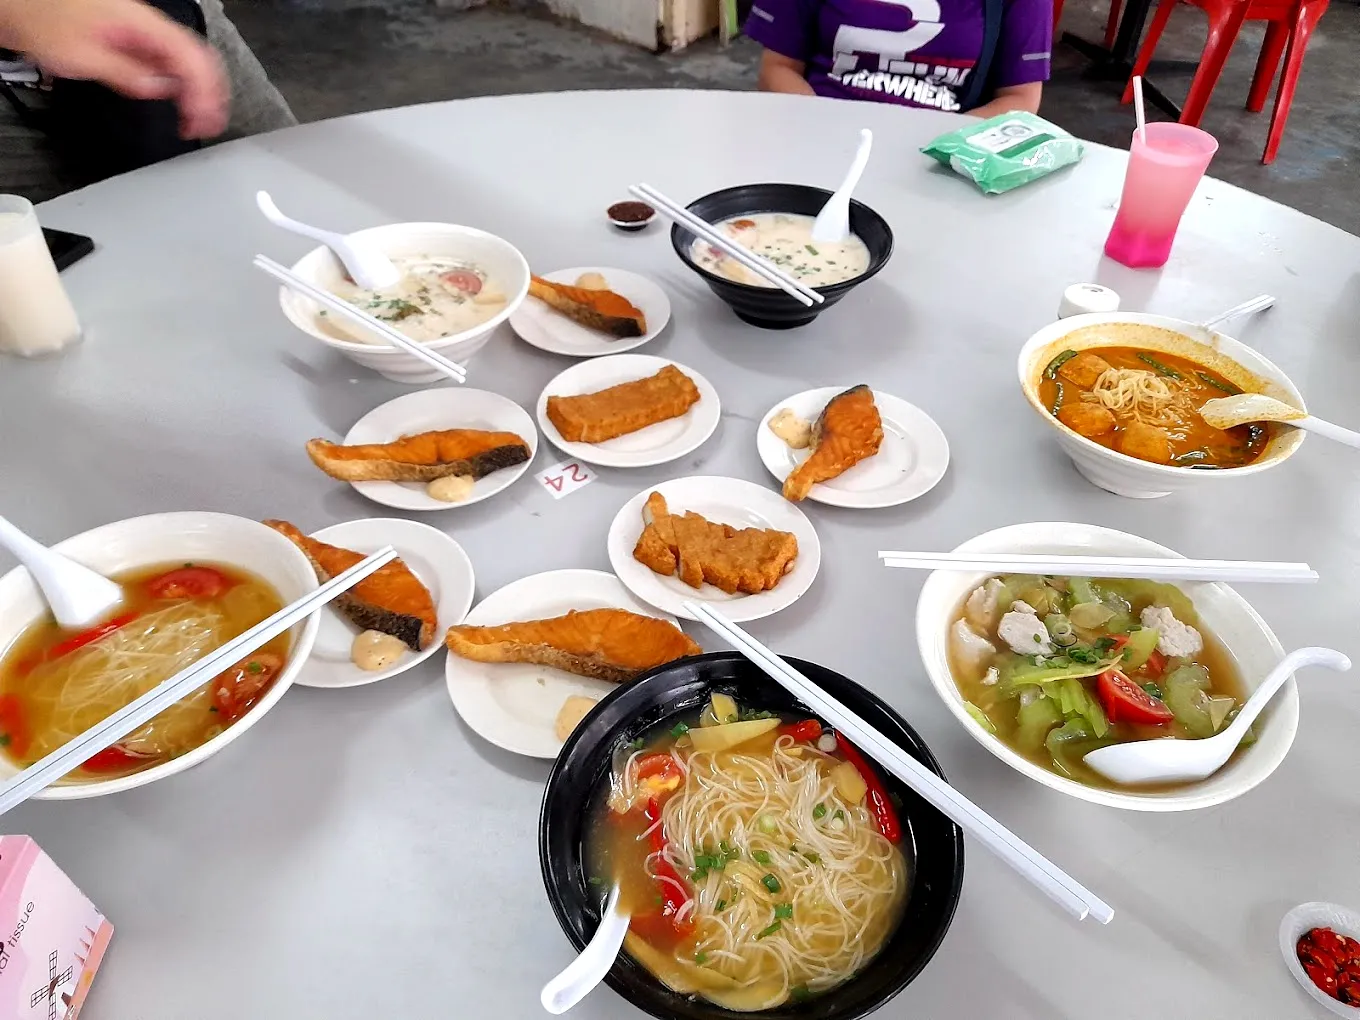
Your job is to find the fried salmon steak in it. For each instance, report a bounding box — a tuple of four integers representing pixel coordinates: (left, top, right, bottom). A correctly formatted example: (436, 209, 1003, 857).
(306, 430, 531, 483)
(782, 384, 883, 502)
(445, 608, 701, 683)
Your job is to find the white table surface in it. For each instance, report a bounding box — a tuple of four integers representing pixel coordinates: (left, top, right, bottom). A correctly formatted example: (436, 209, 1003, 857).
(4, 89, 1359, 1020)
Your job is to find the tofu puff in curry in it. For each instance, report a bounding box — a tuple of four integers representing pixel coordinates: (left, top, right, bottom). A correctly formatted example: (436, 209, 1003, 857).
(1040, 338, 1275, 469)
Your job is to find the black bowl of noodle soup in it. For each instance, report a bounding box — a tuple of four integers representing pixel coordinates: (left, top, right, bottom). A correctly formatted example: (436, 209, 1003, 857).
(540, 651, 964, 1020)
(670, 183, 894, 330)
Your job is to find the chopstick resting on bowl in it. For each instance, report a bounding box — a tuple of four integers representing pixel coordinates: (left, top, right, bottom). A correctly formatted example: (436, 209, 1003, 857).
(0, 546, 398, 816)
(684, 600, 1115, 925)
(629, 184, 824, 308)
(253, 255, 467, 384)
(877, 551, 1317, 584)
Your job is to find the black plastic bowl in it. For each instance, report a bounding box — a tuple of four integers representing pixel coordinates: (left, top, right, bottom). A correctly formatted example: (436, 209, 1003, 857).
(539, 651, 964, 1020)
(670, 184, 894, 330)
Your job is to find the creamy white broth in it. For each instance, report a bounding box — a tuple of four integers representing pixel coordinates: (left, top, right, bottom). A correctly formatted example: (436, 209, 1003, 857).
(691, 212, 871, 288)
(323, 254, 507, 343)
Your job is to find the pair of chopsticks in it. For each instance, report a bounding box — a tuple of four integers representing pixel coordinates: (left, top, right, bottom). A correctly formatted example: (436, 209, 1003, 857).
(0, 547, 398, 816)
(878, 551, 1318, 584)
(629, 184, 825, 308)
(685, 600, 1114, 925)
(253, 255, 467, 384)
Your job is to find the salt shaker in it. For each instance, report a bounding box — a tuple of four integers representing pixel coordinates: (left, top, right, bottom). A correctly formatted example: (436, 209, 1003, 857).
(0, 195, 82, 357)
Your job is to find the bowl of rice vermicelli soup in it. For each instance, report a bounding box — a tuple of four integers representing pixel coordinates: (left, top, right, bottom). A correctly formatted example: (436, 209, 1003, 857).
(540, 651, 963, 1019)
(0, 512, 321, 798)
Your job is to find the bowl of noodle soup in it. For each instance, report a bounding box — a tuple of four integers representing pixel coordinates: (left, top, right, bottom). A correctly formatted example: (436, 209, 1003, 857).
(1018, 312, 1305, 498)
(541, 651, 963, 1019)
(0, 512, 320, 799)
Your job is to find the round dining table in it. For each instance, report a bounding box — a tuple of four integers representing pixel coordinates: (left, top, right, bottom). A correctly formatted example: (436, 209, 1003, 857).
(4, 89, 1358, 1020)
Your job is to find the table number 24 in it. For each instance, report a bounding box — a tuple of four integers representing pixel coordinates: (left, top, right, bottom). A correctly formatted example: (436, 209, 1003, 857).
(536, 460, 596, 499)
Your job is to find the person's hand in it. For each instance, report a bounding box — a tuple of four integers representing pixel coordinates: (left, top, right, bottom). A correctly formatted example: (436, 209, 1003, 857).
(0, 0, 228, 138)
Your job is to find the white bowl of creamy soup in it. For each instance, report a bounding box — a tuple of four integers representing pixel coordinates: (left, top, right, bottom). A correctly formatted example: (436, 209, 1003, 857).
(279, 222, 530, 384)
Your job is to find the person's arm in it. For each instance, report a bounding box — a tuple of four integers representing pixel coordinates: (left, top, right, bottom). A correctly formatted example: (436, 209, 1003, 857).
(0, 0, 226, 137)
(758, 49, 816, 97)
(968, 81, 1042, 117)
(969, 0, 1050, 116)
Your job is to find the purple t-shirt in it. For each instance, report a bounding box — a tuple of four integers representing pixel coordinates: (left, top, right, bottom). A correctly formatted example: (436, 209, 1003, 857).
(746, 0, 1052, 113)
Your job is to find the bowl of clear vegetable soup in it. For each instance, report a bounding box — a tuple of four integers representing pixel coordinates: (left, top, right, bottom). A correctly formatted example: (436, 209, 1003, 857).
(915, 521, 1297, 812)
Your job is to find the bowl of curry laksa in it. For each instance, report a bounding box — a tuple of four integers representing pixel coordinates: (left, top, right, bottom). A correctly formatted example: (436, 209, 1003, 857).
(1017, 313, 1306, 498)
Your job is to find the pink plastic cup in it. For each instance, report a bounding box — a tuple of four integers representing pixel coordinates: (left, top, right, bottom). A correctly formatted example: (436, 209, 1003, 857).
(1104, 123, 1218, 269)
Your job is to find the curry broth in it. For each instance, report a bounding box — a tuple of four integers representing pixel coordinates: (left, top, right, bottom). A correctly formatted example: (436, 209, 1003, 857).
(1038, 346, 1274, 468)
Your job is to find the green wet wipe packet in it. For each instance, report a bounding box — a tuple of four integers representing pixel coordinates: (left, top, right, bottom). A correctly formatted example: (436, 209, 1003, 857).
(921, 112, 1085, 195)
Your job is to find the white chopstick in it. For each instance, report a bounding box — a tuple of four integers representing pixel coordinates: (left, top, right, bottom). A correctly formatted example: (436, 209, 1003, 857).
(0, 546, 398, 816)
(629, 183, 824, 308)
(253, 254, 467, 384)
(877, 551, 1317, 584)
(685, 601, 1115, 925)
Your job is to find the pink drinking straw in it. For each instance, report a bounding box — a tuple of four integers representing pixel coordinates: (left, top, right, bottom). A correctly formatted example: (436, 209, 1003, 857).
(1104, 79, 1218, 269)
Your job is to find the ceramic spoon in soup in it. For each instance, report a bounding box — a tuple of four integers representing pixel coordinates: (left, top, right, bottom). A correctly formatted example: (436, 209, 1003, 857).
(0, 515, 123, 629)
(1199, 394, 1360, 450)
(255, 191, 400, 291)
(540, 882, 631, 1014)
(811, 128, 873, 244)
(1083, 646, 1350, 786)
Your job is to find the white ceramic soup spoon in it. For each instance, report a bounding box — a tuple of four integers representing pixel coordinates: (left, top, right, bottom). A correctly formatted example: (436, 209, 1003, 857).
(1083, 646, 1350, 786)
(255, 191, 400, 291)
(811, 128, 873, 244)
(540, 882, 631, 1015)
(1199, 393, 1360, 450)
(0, 515, 124, 629)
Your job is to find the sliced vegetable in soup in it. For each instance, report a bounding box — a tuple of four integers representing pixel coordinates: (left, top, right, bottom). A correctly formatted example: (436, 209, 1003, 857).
(0, 562, 289, 781)
(948, 574, 1251, 789)
(1039, 346, 1273, 468)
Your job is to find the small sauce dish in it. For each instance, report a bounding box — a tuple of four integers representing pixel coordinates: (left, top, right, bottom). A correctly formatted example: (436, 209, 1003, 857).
(607, 201, 655, 233)
(1280, 901, 1360, 1016)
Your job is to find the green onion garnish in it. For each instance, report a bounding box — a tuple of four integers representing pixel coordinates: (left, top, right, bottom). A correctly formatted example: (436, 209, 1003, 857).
(761, 874, 781, 894)
(774, 903, 793, 919)
(753, 850, 771, 865)
(812, 803, 827, 820)
(757, 921, 782, 939)
(670, 722, 689, 738)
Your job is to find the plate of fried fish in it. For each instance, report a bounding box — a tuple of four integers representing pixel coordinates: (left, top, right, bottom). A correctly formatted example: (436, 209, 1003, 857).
(758, 385, 950, 508)
(607, 476, 821, 622)
(510, 267, 671, 357)
(536, 354, 720, 468)
(444, 569, 702, 757)
(308, 388, 538, 511)
(266, 518, 475, 688)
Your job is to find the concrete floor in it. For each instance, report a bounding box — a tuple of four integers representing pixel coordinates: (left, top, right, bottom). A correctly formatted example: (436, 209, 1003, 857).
(220, 0, 1360, 233)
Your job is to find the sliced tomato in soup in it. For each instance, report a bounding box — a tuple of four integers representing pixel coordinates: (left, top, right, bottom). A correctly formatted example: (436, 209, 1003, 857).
(440, 269, 483, 295)
(81, 743, 156, 772)
(146, 566, 233, 600)
(211, 652, 283, 722)
(1097, 669, 1174, 725)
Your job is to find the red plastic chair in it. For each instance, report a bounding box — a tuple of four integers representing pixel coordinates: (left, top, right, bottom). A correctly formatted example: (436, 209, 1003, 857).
(1120, 0, 1330, 163)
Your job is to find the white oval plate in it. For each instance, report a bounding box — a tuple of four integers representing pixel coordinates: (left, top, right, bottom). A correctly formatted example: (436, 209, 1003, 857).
(339, 388, 538, 511)
(536, 354, 720, 468)
(1279, 902, 1360, 1018)
(445, 569, 687, 758)
(756, 387, 950, 508)
(509, 267, 670, 357)
(294, 518, 475, 689)
(607, 476, 821, 623)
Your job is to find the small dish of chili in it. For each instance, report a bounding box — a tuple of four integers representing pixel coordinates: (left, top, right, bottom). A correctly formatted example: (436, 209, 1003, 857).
(606, 201, 655, 232)
(1280, 902, 1360, 1016)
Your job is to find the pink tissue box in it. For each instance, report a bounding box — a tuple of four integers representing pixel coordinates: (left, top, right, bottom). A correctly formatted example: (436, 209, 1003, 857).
(0, 837, 113, 1020)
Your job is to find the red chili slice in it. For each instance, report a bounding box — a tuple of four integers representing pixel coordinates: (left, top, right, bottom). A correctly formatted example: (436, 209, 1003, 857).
(834, 735, 902, 844)
(779, 719, 822, 742)
(46, 612, 139, 661)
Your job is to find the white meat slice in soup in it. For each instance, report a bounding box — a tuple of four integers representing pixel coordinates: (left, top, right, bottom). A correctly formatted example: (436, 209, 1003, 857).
(1140, 606, 1203, 657)
(998, 610, 1054, 655)
(950, 619, 996, 675)
(964, 578, 1007, 631)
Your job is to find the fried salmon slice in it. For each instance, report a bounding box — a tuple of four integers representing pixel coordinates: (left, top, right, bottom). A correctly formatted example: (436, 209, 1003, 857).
(529, 276, 647, 338)
(265, 520, 437, 650)
(782, 385, 883, 502)
(546, 365, 701, 444)
(445, 608, 701, 683)
(305, 429, 531, 483)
